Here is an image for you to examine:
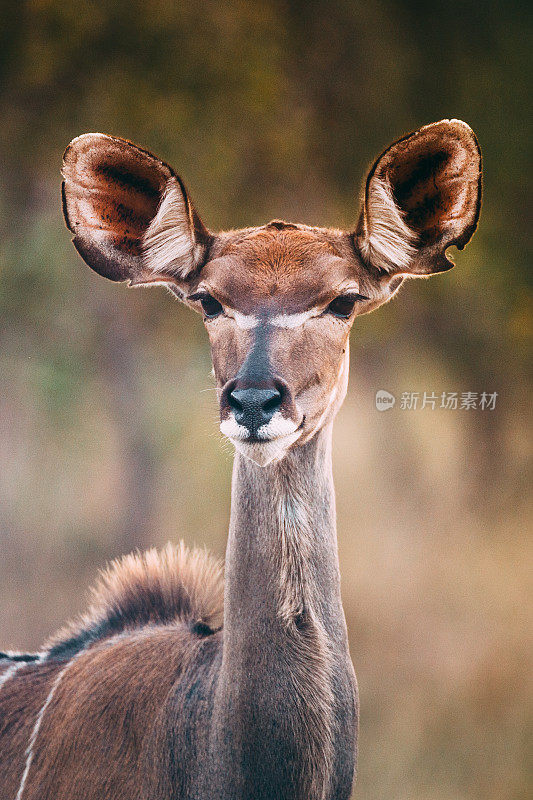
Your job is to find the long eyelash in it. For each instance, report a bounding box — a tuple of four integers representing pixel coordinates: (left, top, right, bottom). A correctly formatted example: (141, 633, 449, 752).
(341, 292, 370, 302)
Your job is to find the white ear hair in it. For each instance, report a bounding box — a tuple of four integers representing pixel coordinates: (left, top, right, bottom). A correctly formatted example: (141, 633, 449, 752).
(360, 175, 417, 272)
(143, 178, 204, 278)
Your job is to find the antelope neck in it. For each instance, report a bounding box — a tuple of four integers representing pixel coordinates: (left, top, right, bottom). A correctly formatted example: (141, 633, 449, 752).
(225, 424, 345, 640)
(210, 424, 355, 800)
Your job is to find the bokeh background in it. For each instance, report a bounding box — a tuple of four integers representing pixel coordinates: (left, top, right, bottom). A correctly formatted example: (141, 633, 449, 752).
(0, 1, 531, 798)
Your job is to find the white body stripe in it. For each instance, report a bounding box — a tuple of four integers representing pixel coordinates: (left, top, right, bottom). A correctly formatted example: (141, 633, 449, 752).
(13, 628, 155, 799)
(15, 653, 82, 800)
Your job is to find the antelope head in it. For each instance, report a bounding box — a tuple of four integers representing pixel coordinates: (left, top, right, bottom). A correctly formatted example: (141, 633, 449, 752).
(62, 120, 481, 466)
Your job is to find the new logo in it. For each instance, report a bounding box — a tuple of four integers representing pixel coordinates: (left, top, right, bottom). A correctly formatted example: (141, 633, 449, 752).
(375, 390, 396, 411)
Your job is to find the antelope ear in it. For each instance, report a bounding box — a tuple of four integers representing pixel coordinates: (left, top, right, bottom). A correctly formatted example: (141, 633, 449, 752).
(356, 119, 482, 276)
(62, 134, 210, 285)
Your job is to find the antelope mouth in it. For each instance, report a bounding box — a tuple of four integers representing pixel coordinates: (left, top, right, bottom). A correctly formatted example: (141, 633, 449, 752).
(220, 413, 304, 465)
(231, 431, 303, 466)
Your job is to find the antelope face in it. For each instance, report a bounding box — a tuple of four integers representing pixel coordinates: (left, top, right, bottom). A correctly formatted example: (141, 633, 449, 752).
(187, 225, 363, 465)
(62, 121, 481, 465)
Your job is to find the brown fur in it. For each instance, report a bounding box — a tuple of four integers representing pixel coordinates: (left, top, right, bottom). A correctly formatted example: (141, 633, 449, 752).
(19, 627, 212, 800)
(46, 542, 223, 657)
(0, 659, 64, 796)
(1, 121, 481, 800)
(0, 546, 223, 799)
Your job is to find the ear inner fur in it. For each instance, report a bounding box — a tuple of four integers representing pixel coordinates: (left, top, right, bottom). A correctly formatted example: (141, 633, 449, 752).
(142, 177, 208, 279)
(357, 119, 482, 275)
(62, 133, 209, 283)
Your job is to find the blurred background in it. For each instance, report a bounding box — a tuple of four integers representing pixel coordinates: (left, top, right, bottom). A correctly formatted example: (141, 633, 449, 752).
(0, 1, 531, 797)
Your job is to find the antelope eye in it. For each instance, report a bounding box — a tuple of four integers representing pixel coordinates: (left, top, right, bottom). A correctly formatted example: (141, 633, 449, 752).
(326, 294, 367, 319)
(189, 292, 223, 318)
(200, 295, 223, 318)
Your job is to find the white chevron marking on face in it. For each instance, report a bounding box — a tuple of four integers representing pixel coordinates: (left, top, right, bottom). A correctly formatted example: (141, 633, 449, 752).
(230, 309, 320, 330)
(269, 310, 317, 328)
(232, 311, 259, 329)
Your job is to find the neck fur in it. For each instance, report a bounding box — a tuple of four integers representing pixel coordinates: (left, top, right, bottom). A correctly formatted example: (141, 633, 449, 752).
(225, 424, 344, 630)
(219, 424, 350, 799)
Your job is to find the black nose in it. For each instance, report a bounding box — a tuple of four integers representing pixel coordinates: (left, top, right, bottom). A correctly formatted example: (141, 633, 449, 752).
(228, 387, 282, 433)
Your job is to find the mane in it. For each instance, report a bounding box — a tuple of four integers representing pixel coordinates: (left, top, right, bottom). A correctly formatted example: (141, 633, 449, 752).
(45, 542, 224, 660)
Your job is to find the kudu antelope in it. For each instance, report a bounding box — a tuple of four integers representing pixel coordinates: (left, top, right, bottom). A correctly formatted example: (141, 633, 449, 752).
(0, 120, 481, 799)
